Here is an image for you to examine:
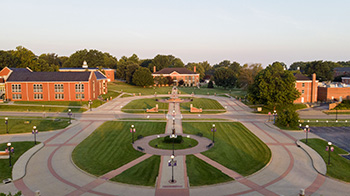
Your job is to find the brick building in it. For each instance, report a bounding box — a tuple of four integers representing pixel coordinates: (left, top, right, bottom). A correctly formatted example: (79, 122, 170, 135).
(318, 83, 350, 102)
(1, 67, 107, 101)
(152, 66, 200, 86)
(59, 61, 115, 82)
(294, 73, 318, 103)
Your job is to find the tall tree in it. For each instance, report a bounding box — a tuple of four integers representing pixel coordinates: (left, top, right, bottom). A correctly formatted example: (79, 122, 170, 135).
(125, 64, 140, 84)
(186, 62, 205, 80)
(116, 54, 140, 80)
(238, 63, 263, 88)
(213, 68, 237, 89)
(149, 54, 184, 72)
(248, 62, 300, 107)
(0, 50, 21, 69)
(132, 67, 154, 87)
(305, 61, 339, 81)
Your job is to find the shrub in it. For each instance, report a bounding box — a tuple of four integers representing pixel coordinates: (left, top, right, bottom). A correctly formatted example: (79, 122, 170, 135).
(276, 107, 299, 128)
(208, 80, 214, 88)
(163, 135, 183, 143)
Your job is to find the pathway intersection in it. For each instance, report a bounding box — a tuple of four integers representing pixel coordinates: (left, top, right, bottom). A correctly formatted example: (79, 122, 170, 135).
(0, 89, 349, 195)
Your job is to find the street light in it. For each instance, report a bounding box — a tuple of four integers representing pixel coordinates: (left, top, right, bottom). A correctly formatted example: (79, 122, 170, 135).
(68, 109, 72, 124)
(211, 124, 216, 143)
(172, 117, 175, 129)
(89, 100, 93, 111)
(273, 110, 277, 124)
(5, 117, 8, 134)
(304, 125, 310, 144)
(32, 126, 38, 144)
(169, 154, 176, 183)
(7, 143, 12, 167)
(326, 142, 334, 165)
(170, 133, 176, 156)
(130, 125, 136, 144)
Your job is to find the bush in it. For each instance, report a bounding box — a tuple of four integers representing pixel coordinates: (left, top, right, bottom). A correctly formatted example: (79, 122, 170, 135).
(208, 80, 214, 88)
(196, 132, 203, 137)
(334, 100, 350, 110)
(163, 135, 183, 143)
(276, 107, 299, 128)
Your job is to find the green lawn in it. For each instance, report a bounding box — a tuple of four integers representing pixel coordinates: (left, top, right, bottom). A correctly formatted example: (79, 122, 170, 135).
(180, 98, 225, 110)
(0, 117, 70, 134)
(178, 85, 246, 97)
(186, 155, 233, 186)
(121, 98, 169, 113)
(111, 155, 160, 186)
(300, 119, 350, 127)
(108, 81, 173, 95)
(0, 142, 38, 182)
(72, 121, 165, 176)
(301, 139, 350, 182)
(0, 105, 85, 113)
(183, 122, 271, 176)
(149, 137, 198, 150)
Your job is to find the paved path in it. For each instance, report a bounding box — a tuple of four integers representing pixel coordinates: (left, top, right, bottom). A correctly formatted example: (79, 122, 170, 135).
(0, 92, 350, 195)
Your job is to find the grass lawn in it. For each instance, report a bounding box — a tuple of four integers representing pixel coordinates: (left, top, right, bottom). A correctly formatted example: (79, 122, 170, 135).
(186, 155, 233, 186)
(180, 98, 225, 111)
(110, 155, 160, 186)
(108, 81, 173, 95)
(178, 85, 246, 97)
(0, 105, 85, 113)
(0, 117, 70, 134)
(301, 138, 350, 182)
(149, 137, 198, 150)
(0, 142, 38, 182)
(121, 98, 169, 113)
(300, 119, 350, 127)
(72, 121, 165, 176)
(183, 122, 271, 176)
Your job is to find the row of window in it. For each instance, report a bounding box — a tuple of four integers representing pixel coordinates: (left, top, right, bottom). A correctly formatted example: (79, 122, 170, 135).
(12, 94, 83, 100)
(11, 84, 85, 93)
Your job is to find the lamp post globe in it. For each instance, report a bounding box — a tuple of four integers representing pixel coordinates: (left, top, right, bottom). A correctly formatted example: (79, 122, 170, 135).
(32, 126, 38, 144)
(211, 124, 216, 143)
(5, 117, 8, 134)
(327, 142, 333, 165)
(130, 125, 136, 144)
(7, 143, 11, 167)
(305, 125, 309, 144)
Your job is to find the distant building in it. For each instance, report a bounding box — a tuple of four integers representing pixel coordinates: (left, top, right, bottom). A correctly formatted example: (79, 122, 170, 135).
(294, 73, 318, 103)
(152, 66, 200, 86)
(334, 67, 350, 77)
(318, 82, 350, 102)
(0, 67, 107, 101)
(59, 61, 115, 82)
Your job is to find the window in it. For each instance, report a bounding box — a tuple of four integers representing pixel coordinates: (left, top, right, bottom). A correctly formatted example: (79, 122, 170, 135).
(12, 94, 22, 100)
(55, 84, 64, 92)
(76, 94, 85, 99)
(11, 84, 21, 92)
(92, 81, 95, 91)
(55, 94, 64, 100)
(302, 90, 305, 94)
(75, 83, 84, 92)
(33, 84, 43, 92)
(34, 94, 43, 100)
(302, 83, 305, 87)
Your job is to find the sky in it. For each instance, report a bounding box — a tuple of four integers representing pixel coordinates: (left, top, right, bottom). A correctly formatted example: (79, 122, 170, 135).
(1, 0, 350, 67)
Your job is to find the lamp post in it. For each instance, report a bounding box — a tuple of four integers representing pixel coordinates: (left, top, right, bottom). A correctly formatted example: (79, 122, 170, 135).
(172, 117, 175, 129)
(7, 143, 11, 167)
(89, 100, 93, 111)
(211, 124, 216, 143)
(273, 110, 277, 124)
(326, 142, 334, 165)
(304, 125, 310, 144)
(5, 117, 8, 134)
(68, 109, 72, 124)
(32, 126, 38, 144)
(170, 154, 175, 183)
(130, 125, 136, 144)
(170, 133, 176, 156)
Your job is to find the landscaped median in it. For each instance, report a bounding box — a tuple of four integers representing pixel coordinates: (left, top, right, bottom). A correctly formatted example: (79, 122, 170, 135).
(300, 119, 350, 127)
(301, 138, 350, 182)
(0, 116, 71, 134)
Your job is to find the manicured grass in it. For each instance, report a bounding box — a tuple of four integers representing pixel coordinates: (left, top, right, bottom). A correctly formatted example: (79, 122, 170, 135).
(178, 86, 246, 97)
(180, 98, 225, 111)
(0, 142, 38, 182)
(300, 119, 350, 127)
(121, 98, 169, 112)
(14, 101, 83, 106)
(111, 155, 160, 186)
(301, 138, 350, 182)
(186, 155, 233, 186)
(0, 117, 70, 134)
(108, 81, 173, 95)
(183, 122, 271, 176)
(72, 121, 165, 176)
(149, 137, 198, 150)
(0, 105, 85, 113)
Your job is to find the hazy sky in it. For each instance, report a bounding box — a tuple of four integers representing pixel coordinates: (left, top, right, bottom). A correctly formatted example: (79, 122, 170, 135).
(1, 0, 350, 67)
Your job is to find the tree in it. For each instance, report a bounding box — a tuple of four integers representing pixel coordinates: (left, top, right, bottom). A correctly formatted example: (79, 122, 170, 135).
(149, 54, 184, 72)
(238, 63, 263, 88)
(116, 54, 140, 80)
(207, 80, 214, 88)
(125, 64, 140, 84)
(305, 61, 339, 81)
(178, 79, 184, 86)
(186, 62, 205, 80)
(63, 49, 117, 68)
(289, 61, 307, 73)
(248, 62, 300, 107)
(0, 50, 21, 69)
(132, 67, 154, 87)
(213, 68, 237, 89)
(276, 106, 300, 128)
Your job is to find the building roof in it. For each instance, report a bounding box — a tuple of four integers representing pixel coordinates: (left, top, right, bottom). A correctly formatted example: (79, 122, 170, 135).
(153, 68, 197, 75)
(294, 73, 311, 81)
(8, 67, 32, 73)
(94, 71, 107, 80)
(7, 71, 91, 82)
(59, 67, 115, 71)
(334, 67, 350, 72)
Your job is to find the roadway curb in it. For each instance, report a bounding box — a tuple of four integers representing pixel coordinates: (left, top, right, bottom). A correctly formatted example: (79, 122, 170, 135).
(295, 140, 327, 175)
(12, 143, 44, 181)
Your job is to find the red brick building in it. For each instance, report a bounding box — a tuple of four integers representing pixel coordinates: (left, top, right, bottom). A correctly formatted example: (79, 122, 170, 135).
(152, 66, 200, 86)
(1, 67, 107, 101)
(318, 83, 350, 102)
(294, 73, 318, 103)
